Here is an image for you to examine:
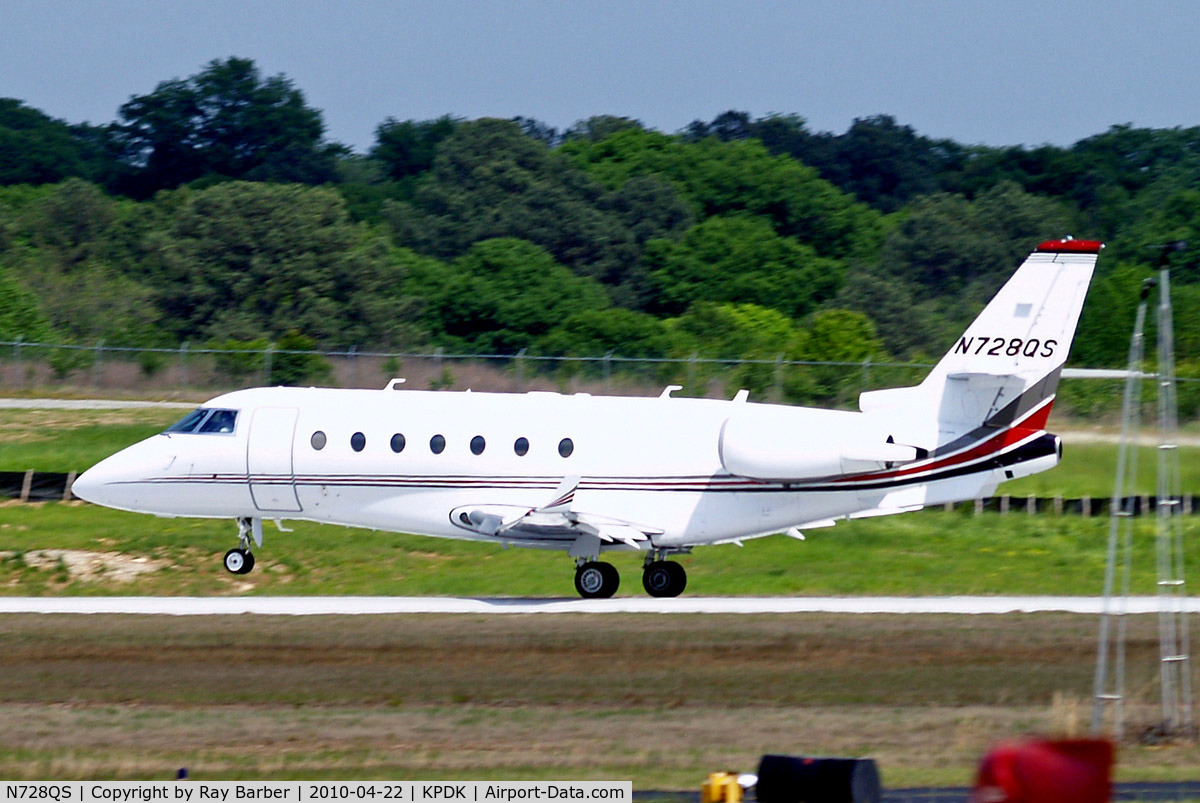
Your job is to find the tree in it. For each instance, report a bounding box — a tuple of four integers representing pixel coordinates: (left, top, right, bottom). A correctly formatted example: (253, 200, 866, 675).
(115, 57, 340, 195)
(371, 116, 458, 181)
(0, 100, 107, 186)
(643, 215, 844, 317)
(385, 118, 647, 300)
(0, 265, 53, 342)
(417, 238, 611, 353)
(562, 127, 884, 259)
(146, 181, 418, 346)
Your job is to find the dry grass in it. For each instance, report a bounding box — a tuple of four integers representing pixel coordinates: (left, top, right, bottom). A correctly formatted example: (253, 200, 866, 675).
(0, 612, 1196, 786)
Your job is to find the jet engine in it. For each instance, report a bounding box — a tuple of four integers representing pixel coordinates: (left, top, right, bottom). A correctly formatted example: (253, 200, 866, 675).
(718, 408, 919, 482)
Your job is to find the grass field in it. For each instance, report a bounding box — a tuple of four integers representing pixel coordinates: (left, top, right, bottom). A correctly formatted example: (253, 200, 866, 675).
(0, 612, 1196, 786)
(2, 502, 1198, 597)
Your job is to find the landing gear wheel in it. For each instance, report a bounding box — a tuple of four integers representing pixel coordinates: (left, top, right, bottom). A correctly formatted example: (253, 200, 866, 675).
(223, 548, 255, 575)
(642, 560, 687, 597)
(574, 561, 619, 599)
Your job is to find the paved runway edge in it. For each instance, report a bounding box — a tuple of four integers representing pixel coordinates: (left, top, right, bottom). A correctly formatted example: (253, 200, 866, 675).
(0, 596, 1197, 615)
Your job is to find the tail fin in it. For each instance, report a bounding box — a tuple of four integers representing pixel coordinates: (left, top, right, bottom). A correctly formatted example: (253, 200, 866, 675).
(860, 239, 1101, 450)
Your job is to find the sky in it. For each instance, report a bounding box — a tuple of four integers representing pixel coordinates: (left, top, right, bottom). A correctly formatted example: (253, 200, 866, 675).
(4, 0, 1200, 153)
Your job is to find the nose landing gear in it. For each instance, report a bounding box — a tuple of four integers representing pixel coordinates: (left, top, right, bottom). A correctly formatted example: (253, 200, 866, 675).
(224, 517, 262, 575)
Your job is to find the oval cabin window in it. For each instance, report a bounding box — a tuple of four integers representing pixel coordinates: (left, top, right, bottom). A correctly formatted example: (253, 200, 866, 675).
(514, 437, 529, 456)
(430, 434, 446, 454)
(470, 435, 486, 455)
(390, 433, 406, 453)
(351, 432, 366, 452)
(558, 438, 574, 458)
(311, 431, 327, 451)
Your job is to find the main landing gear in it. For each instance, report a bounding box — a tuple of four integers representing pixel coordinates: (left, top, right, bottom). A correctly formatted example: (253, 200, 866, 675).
(224, 517, 260, 575)
(571, 550, 689, 599)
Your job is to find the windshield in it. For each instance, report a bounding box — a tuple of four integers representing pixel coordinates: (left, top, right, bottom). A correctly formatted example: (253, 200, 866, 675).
(163, 408, 239, 435)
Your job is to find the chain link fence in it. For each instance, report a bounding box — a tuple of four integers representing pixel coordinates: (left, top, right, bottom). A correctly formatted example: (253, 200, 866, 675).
(2, 338, 1196, 415)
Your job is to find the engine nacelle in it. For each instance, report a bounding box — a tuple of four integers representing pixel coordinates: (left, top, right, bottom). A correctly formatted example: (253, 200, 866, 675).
(718, 408, 919, 482)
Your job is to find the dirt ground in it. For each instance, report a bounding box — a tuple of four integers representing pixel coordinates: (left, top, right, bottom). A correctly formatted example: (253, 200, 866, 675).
(0, 612, 1195, 786)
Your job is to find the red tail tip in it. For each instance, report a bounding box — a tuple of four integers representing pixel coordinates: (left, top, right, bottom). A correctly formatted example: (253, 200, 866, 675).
(1036, 239, 1103, 254)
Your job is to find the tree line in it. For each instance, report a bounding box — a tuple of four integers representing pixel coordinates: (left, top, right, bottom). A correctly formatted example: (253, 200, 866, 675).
(2, 57, 1199, 404)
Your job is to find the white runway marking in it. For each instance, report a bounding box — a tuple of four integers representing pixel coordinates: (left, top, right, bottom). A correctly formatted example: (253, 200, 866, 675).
(0, 596, 1196, 615)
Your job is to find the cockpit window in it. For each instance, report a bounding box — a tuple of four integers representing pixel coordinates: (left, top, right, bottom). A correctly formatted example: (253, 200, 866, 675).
(199, 409, 238, 434)
(164, 409, 208, 433)
(163, 408, 239, 435)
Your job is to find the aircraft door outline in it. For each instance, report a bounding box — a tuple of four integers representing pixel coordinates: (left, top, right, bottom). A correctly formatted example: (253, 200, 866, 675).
(247, 406, 303, 512)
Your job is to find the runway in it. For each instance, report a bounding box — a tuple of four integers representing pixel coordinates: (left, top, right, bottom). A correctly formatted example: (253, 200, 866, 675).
(1, 595, 1197, 615)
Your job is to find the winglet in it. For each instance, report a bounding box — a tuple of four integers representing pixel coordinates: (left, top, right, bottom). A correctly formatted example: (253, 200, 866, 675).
(536, 475, 580, 513)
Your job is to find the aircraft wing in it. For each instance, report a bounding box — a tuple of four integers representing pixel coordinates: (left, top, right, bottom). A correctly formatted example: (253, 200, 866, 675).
(449, 477, 662, 548)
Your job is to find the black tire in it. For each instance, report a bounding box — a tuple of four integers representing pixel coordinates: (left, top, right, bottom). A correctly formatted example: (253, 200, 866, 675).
(223, 548, 248, 574)
(642, 560, 687, 597)
(574, 561, 619, 598)
(240, 550, 256, 575)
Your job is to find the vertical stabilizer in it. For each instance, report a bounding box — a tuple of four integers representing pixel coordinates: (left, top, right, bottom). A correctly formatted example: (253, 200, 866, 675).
(860, 239, 1101, 450)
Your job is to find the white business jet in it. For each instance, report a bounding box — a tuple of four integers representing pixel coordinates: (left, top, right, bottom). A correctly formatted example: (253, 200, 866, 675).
(73, 239, 1101, 598)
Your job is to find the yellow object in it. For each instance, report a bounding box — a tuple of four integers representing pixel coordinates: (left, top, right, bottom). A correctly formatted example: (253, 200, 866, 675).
(700, 772, 743, 803)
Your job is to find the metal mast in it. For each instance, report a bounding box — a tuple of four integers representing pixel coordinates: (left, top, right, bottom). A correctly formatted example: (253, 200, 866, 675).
(1091, 279, 1150, 739)
(1154, 246, 1193, 735)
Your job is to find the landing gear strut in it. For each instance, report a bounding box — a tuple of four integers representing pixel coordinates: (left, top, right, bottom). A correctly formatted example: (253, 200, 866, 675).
(574, 560, 619, 598)
(642, 550, 687, 597)
(224, 517, 260, 575)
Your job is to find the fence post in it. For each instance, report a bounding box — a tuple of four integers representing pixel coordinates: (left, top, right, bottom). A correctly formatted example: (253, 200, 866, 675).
(687, 351, 698, 395)
(349, 344, 359, 388)
(861, 357, 871, 393)
(1082, 495, 1091, 517)
(999, 495, 1009, 515)
(1027, 494, 1036, 515)
(603, 350, 613, 393)
(63, 471, 76, 502)
(974, 498, 983, 516)
(772, 353, 784, 403)
(264, 343, 275, 385)
(13, 336, 22, 387)
(92, 340, 104, 387)
(1054, 495, 1063, 516)
(515, 347, 527, 389)
(179, 342, 189, 386)
(19, 470, 33, 503)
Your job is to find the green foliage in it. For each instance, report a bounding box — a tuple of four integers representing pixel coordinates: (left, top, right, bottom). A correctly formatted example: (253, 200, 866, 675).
(146, 181, 418, 347)
(269, 332, 332, 386)
(0, 99, 116, 187)
(371, 116, 458, 180)
(537, 308, 674, 358)
(644, 215, 843, 317)
(419, 238, 611, 352)
(0, 265, 53, 342)
(562, 126, 886, 259)
(208, 337, 269, 379)
(114, 57, 339, 195)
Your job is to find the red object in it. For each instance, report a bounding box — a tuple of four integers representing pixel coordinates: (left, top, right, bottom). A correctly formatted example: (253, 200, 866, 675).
(973, 739, 1113, 803)
(1036, 240, 1104, 253)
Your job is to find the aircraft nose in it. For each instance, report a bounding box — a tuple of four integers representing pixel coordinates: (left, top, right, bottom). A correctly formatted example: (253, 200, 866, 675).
(71, 456, 121, 506)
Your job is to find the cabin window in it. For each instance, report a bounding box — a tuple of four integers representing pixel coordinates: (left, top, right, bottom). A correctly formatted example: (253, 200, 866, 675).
(514, 437, 529, 456)
(390, 433, 406, 453)
(430, 434, 446, 454)
(558, 438, 574, 458)
(311, 431, 327, 450)
(351, 432, 366, 452)
(470, 435, 486, 455)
